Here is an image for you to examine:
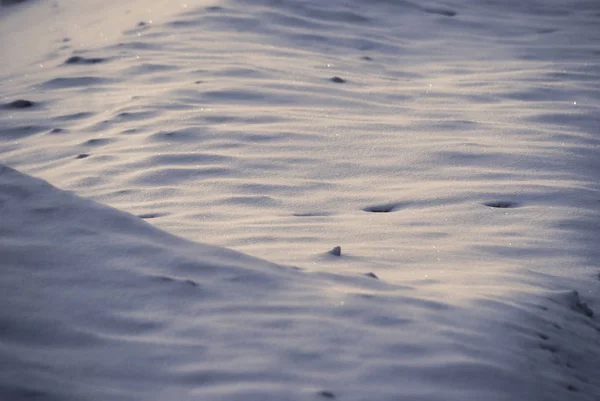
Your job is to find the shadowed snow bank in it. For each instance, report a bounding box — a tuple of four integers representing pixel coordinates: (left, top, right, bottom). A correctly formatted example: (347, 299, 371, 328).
(1, 164, 599, 401)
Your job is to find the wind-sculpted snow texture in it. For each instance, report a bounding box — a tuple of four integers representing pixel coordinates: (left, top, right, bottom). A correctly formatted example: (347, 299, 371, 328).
(1, 0, 600, 399)
(1, 164, 599, 400)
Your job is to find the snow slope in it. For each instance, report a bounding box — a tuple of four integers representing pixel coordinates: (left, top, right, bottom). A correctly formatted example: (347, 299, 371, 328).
(1, 164, 599, 400)
(1, 0, 600, 399)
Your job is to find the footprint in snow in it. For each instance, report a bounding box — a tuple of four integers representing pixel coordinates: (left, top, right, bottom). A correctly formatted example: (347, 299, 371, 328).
(4, 99, 35, 109)
(484, 201, 519, 209)
(363, 202, 403, 213)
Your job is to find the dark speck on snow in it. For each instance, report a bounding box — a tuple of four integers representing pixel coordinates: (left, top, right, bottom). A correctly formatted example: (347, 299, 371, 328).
(5, 99, 35, 109)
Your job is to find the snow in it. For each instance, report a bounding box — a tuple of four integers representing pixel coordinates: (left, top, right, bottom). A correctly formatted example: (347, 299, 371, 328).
(1, 0, 600, 400)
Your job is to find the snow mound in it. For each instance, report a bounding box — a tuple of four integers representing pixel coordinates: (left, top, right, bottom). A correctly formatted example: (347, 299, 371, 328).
(2, 164, 599, 401)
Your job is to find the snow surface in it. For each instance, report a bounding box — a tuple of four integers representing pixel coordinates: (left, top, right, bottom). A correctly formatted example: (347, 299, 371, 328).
(1, 0, 600, 400)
